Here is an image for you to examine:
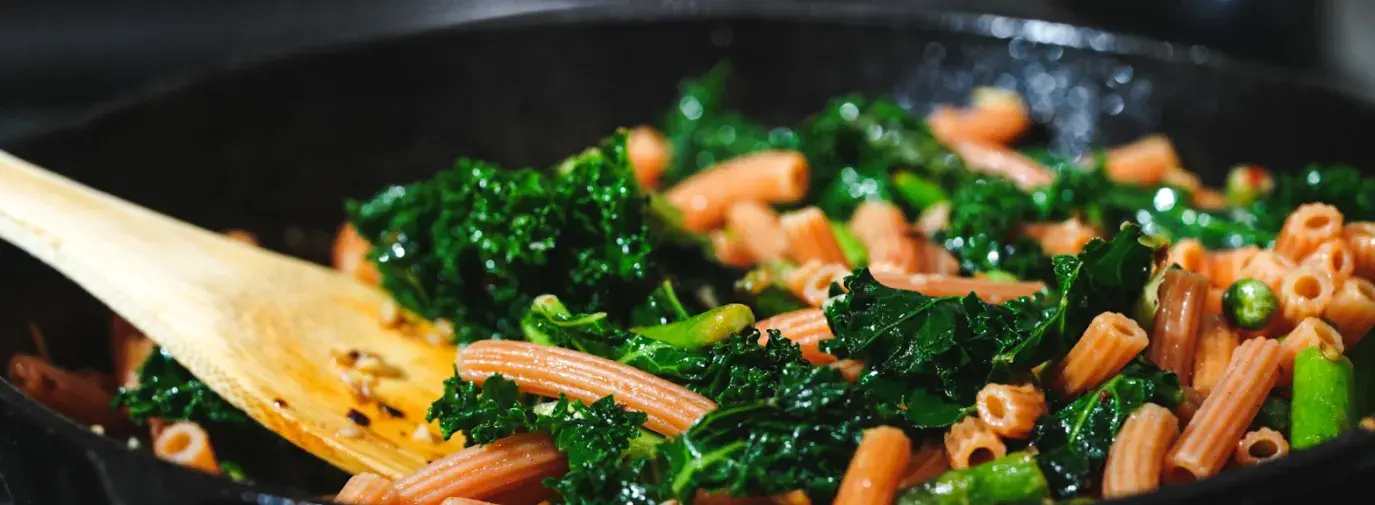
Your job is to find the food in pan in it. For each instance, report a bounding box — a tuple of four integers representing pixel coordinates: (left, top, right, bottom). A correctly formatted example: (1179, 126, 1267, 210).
(9, 62, 1375, 504)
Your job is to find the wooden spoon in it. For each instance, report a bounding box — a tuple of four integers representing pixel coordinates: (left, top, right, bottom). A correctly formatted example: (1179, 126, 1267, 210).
(0, 151, 465, 478)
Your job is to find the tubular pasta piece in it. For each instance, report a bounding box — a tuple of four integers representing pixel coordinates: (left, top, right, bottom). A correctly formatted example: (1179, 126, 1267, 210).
(628, 126, 670, 190)
(914, 202, 950, 238)
(665, 150, 810, 232)
(1147, 269, 1210, 385)
(726, 201, 789, 263)
(756, 308, 836, 365)
(153, 422, 220, 474)
(1101, 403, 1179, 499)
(835, 426, 912, 505)
(1239, 251, 1296, 294)
(849, 200, 908, 247)
(1165, 239, 1211, 275)
(441, 499, 498, 505)
(1278, 318, 1345, 384)
(1234, 427, 1289, 466)
(1277, 266, 1336, 327)
(1021, 219, 1101, 256)
(1105, 135, 1180, 186)
(1205, 287, 1224, 316)
(1325, 277, 1375, 348)
(975, 383, 1046, 439)
(1342, 222, 1375, 280)
(868, 235, 921, 275)
(1191, 315, 1239, 396)
(457, 341, 715, 436)
(780, 207, 850, 267)
(1209, 246, 1260, 289)
(7, 353, 127, 429)
(948, 141, 1053, 191)
(926, 87, 1031, 146)
(917, 238, 961, 275)
(1275, 203, 1344, 262)
(944, 417, 1007, 470)
(830, 360, 866, 384)
(1172, 386, 1207, 426)
(393, 433, 567, 505)
(334, 222, 382, 286)
(1052, 312, 1150, 396)
(1301, 239, 1355, 285)
(871, 271, 1045, 304)
(799, 263, 852, 307)
(898, 440, 950, 489)
(1164, 338, 1281, 482)
(710, 230, 756, 268)
(336, 473, 397, 505)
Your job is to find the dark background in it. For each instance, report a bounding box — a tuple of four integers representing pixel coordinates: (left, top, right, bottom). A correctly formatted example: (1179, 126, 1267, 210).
(1, 0, 1372, 143)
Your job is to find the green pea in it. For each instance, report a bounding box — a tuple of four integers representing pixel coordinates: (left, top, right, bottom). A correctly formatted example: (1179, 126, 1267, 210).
(1223, 278, 1279, 330)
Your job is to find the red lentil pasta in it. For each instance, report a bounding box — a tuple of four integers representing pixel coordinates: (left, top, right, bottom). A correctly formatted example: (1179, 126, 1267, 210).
(1101, 403, 1179, 499)
(834, 427, 911, 505)
(974, 383, 1046, 439)
(1147, 269, 1210, 385)
(392, 433, 566, 505)
(665, 150, 810, 232)
(1326, 277, 1375, 347)
(780, 207, 850, 267)
(1104, 134, 1180, 186)
(1233, 427, 1289, 466)
(335, 472, 397, 505)
(1343, 221, 1375, 279)
(1050, 312, 1149, 396)
(925, 86, 1031, 147)
(1165, 338, 1281, 482)
(755, 308, 836, 365)
(943, 417, 1006, 470)
(726, 200, 790, 263)
(897, 440, 950, 489)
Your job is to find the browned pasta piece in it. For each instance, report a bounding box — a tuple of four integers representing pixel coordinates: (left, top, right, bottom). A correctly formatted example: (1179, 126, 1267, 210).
(665, 150, 809, 232)
(799, 263, 852, 307)
(1191, 315, 1239, 396)
(710, 230, 756, 268)
(726, 201, 789, 263)
(440, 498, 498, 505)
(898, 440, 950, 489)
(1147, 269, 1210, 384)
(111, 315, 154, 388)
(835, 426, 912, 505)
(628, 126, 670, 190)
(153, 422, 220, 474)
(944, 417, 1007, 470)
(1275, 203, 1344, 262)
(948, 141, 1053, 190)
(1278, 318, 1345, 384)
(1101, 403, 1179, 499)
(7, 353, 127, 429)
(1239, 251, 1297, 294)
(926, 87, 1030, 146)
(784, 260, 826, 296)
(1278, 266, 1337, 326)
(336, 473, 397, 505)
(457, 341, 716, 436)
(780, 207, 850, 267)
(914, 202, 950, 238)
(830, 359, 866, 384)
(1234, 427, 1289, 466)
(1326, 277, 1375, 348)
(1302, 239, 1355, 285)
(871, 271, 1045, 304)
(849, 200, 908, 247)
(334, 222, 381, 286)
(1209, 246, 1261, 289)
(756, 308, 836, 365)
(1343, 222, 1375, 279)
(1205, 287, 1224, 316)
(868, 235, 921, 275)
(1105, 135, 1180, 186)
(1164, 338, 1281, 482)
(393, 433, 567, 505)
(1173, 386, 1207, 425)
(1165, 239, 1211, 274)
(975, 383, 1046, 439)
(1021, 219, 1101, 256)
(1052, 312, 1149, 396)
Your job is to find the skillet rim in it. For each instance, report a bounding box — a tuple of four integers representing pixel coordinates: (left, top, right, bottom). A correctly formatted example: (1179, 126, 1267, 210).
(4, 1, 1374, 504)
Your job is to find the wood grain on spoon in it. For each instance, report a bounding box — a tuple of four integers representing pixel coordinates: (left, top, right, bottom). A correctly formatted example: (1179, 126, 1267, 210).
(0, 151, 464, 478)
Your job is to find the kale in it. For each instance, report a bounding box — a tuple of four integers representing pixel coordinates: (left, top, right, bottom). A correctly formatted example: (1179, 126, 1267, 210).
(1031, 358, 1182, 499)
(1250, 393, 1291, 434)
(631, 281, 691, 327)
(426, 373, 531, 443)
(681, 330, 809, 406)
(347, 132, 671, 343)
(1247, 164, 1375, 235)
(538, 395, 666, 505)
(521, 295, 709, 381)
(938, 177, 1052, 280)
(659, 61, 799, 187)
(114, 347, 250, 424)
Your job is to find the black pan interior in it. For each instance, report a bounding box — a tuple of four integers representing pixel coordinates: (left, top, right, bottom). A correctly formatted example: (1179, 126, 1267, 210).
(3, 11, 1375, 505)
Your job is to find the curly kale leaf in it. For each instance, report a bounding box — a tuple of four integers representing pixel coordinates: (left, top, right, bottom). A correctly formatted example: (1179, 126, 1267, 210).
(347, 132, 660, 343)
(631, 281, 692, 327)
(426, 373, 531, 444)
(682, 329, 809, 406)
(113, 347, 250, 425)
(1032, 358, 1182, 498)
(939, 177, 1051, 280)
(660, 61, 799, 186)
(1246, 164, 1375, 235)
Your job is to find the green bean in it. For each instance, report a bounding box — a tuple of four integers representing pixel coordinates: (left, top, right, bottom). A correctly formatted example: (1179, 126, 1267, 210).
(829, 221, 869, 268)
(633, 303, 754, 349)
(894, 452, 1048, 505)
(892, 170, 949, 211)
(1290, 346, 1355, 449)
(1222, 278, 1278, 330)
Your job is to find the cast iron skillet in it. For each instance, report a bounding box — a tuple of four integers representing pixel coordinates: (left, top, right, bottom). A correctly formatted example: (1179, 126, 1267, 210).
(3, 2, 1375, 504)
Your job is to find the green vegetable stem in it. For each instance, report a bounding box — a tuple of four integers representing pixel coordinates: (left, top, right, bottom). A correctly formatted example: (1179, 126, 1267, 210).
(1222, 278, 1279, 331)
(1291, 346, 1355, 449)
(633, 303, 755, 349)
(894, 452, 1048, 505)
(892, 170, 949, 211)
(829, 221, 870, 268)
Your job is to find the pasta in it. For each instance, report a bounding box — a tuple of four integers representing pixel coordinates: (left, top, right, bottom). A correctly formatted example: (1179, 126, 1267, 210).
(440, 499, 498, 505)
(926, 87, 1031, 146)
(456, 340, 715, 436)
(1343, 222, 1375, 279)
(1021, 219, 1100, 256)
(710, 230, 757, 267)
(1277, 266, 1336, 326)
(1050, 312, 1149, 396)
(834, 426, 911, 505)
(1278, 318, 1345, 384)
(1164, 338, 1281, 482)
(1209, 246, 1260, 289)
(392, 433, 566, 505)
(1325, 277, 1375, 347)
(1274, 203, 1344, 262)
(914, 201, 950, 238)
(1238, 251, 1296, 295)
(897, 440, 950, 489)
(944, 417, 1007, 470)
(1191, 315, 1239, 396)
(974, 383, 1046, 439)
(780, 207, 850, 267)
(870, 271, 1046, 304)
(1234, 427, 1289, 466)
(867, 235, 921, 275)
(1105, 135, 1180, 186)
(628, 126, 670, 190)
(1301, 239, 1355, 285)
(830, 359, 866, 384)
(336, 473, 397, 505)
(1165, 239, 1210, 275)
(665, 150, 810, 232)
(153, 422, 220, 474)
(848, 200, 908, 247)
(333, 223, 382, 286)
(1101, 403, 1179, 499)
(799, 263, 852, 307)
(947, 140, 1053, 191)
(726, 200, 790, 263)
(755, 308, 837, 365)
(917, 238, 961, 275)
(1147, 269, 1209, 384)
(7, 354, 126, 429)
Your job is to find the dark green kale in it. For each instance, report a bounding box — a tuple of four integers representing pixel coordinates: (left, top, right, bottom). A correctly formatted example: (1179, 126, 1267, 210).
(938, 177, 1051, 280)
(114, 347, 249, 424)
(520, 295, 708, 381)
(538, 396, 665, 505)
(1246, 164, 1375, 235)
(631, 281, 691, 327)
(659, 61, 799, 187)
(1031, 358, 1182, 499)
(680, 330, 809, 406)
(1249, 393, 1291, 434)
(426, 373, 532, 443)
(348, 132, 675, 343)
